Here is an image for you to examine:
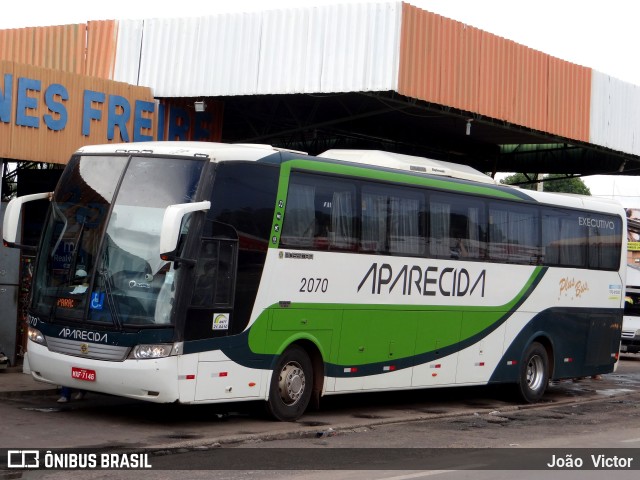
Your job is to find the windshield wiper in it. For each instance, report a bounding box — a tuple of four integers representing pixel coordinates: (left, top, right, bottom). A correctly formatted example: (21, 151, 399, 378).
(67, 220, 86, 284)
(49, 201, 68, 261)
(98, 267, 123, 330)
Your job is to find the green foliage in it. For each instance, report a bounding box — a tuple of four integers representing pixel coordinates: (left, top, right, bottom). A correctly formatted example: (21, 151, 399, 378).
(500, 173, 591, 195)
(500, 173, 536, 190)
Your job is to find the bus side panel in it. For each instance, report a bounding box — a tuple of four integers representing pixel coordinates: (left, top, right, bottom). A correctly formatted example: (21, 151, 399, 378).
(412, 310, 461, 386)
(490, 307, 622, 383)
(455, 315, 507, 384)
(194, 360, 264, 401)
(338, 309, 417, 391)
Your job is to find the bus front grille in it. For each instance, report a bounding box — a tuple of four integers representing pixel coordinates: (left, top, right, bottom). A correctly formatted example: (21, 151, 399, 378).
(45, 337, 130, 361)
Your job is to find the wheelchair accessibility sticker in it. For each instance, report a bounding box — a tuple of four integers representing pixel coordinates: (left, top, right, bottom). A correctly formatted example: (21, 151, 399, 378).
(90, 292, 105, 310)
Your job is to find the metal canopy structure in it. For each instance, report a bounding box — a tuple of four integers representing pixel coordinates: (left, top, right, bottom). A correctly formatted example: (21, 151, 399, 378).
(3, 1, 640, 182)
(219, 91, 636, 178)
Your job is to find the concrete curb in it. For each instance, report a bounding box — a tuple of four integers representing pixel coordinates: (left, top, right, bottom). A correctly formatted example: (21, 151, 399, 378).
(141, 387, 639, 452)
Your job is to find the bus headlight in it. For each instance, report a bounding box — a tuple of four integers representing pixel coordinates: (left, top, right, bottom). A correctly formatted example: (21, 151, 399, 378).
(130, 344, 174, 359)
(28, 327, 47, 346)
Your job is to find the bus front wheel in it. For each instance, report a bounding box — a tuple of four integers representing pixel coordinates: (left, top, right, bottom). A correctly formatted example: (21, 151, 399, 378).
(516, 342, 549, 403)
(266, 345, 313, 421)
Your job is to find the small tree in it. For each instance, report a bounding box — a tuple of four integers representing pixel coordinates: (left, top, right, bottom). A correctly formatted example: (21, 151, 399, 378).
(500, 173, 537, 191)
(501, 173, 590, 195)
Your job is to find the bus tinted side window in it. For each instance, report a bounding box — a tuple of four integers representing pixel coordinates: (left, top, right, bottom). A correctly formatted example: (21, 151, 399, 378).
(489, 202, 541, 265)
(428, 193, 486, 260)
(542, 209, 621, 270)
(281, 172, 357, 251)
(587, 214, 622, 270)
(542, 209, 587, 268)
(361, 184, 426, 256)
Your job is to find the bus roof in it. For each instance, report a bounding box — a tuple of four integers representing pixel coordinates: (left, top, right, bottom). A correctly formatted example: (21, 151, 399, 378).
(318, 149, 497, 185)
(72, 142, 625, 216)
(74, 141, 294, 162)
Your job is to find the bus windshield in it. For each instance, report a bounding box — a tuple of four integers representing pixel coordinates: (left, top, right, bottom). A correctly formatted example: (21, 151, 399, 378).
(31, 154, 206, 328)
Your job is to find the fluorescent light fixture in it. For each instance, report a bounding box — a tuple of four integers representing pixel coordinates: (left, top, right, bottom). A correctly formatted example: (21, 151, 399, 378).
(194, 100, 207, 112)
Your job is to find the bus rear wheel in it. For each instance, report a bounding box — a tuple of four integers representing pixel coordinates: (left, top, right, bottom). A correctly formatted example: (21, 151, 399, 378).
(516, 342, 549, 403)
(266, 345, 313, 421)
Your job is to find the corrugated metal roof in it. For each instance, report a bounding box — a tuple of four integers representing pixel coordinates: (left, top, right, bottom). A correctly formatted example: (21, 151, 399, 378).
(85, 21, 119, 78)
(0, 24, 86, 74)
(0, 22, 119, 78)
(1, 1, 639, 161)
(117, 2, 401, 97)
(398, 3, 590, 142)
(590, 71, 640, 156)
(547, 56, 591, 142)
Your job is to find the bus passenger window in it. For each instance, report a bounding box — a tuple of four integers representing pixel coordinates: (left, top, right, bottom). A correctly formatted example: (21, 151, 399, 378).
(362, 184, 425, 256)
(429, 193, 485, 260)
(281, 173, 356, 251)
(281, 183, 316, 248)
(542, 210, 586, 268)
(489, 203, 540, 265)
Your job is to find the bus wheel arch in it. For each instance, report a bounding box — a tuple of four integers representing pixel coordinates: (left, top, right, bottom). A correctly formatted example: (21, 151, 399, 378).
(266, 341, 323, 421)
(516, 339, 552, 403)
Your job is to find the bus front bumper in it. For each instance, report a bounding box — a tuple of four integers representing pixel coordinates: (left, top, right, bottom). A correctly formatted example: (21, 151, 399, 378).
(27, 340, 181, 403)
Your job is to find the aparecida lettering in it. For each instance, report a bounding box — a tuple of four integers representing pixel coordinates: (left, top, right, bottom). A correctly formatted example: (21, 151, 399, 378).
(357, 262, 486, 297)
(58, 328, 108, 343)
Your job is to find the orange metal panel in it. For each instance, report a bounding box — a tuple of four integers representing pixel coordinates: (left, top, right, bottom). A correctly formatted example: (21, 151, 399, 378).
(478, 31, 517, 122)
(437, 16, 482, 112)
(400, 4, 486, 115)
(86, 21, 119, 79)
(0, 60, 15, 158)
(0, 23, 119, 77)
(511, 47, 548, 132)
(398, 3, 441, 104)
(547, 56, 591, 142)
(399, 2, 588, 141)
(0, 25, 86, 75)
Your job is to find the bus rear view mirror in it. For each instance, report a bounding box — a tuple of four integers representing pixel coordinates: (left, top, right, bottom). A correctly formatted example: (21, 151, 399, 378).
(159, 201, 211, 260)
(2, 192, 52, 250)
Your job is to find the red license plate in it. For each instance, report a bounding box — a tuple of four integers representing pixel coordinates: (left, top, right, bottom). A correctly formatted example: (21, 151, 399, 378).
(71, 367, 96, 382)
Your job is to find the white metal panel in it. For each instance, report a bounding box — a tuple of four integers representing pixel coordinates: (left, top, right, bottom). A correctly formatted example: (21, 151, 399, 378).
(316, 2, 400, 93)
(257, 7, 320, 93)
(136, 13, 262, 97)
(113, 2, 401, 97)
(590, 71, 640, 157)
(113, 19, 144, 86)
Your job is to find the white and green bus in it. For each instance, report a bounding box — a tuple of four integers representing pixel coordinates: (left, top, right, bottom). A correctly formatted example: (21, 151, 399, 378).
(3, 142, 626, 420)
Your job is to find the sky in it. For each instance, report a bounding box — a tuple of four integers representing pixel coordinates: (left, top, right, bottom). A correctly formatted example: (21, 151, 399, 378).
(2, 0, 640, 206)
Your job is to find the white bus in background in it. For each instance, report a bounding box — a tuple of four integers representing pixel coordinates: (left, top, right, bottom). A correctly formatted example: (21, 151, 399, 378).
(2, 142, 627, 421)
(622, 263, 640, 354)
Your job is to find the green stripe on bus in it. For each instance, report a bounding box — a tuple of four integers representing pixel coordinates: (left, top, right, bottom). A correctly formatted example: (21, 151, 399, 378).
(248, 266, 545, 366)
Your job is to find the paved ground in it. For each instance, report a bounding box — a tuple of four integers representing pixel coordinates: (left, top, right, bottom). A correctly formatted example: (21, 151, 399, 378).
(0, 363, 55, 397)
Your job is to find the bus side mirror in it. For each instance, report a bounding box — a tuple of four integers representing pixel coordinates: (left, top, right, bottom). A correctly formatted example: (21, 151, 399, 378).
(2, 192, 52, 249)
(159, 201, 211, 260)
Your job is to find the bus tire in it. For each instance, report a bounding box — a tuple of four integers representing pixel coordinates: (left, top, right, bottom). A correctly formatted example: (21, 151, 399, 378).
(516, 342, 549, 403)
(266, 345, 313, 421)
